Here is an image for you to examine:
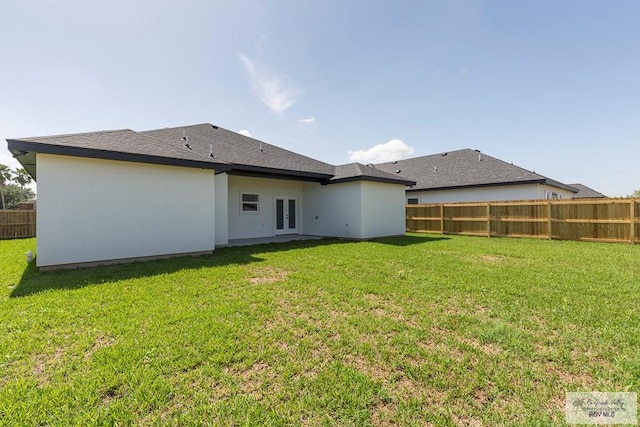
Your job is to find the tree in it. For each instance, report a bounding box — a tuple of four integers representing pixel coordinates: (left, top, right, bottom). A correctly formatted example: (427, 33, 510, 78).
(1, 184, 35, 209)
(628, 189, 640, 198)
(14, 168, 33, 189)
(0, 164, 15, 210)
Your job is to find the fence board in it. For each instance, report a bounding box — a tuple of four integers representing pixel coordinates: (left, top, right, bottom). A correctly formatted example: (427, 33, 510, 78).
(407, 199, 640, 244)
(0, 210, 37, 240)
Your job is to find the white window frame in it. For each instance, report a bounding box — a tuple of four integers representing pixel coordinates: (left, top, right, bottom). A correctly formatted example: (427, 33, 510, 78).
(240, 193, 259, 214)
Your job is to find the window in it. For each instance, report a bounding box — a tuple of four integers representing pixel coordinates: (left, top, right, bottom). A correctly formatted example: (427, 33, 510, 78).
(407, 198, 419, 205)
(241, 193, 259, 213)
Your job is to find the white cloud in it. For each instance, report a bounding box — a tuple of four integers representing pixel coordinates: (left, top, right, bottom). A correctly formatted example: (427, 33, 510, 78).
(348, 139, 415, 164)
(239, 53, 303, 115)
(237, 129, 252, 137)
(297, 117, 315, 126)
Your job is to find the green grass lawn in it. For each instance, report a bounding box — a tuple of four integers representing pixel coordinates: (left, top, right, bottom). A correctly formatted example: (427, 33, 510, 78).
(1, 235, 638, 426)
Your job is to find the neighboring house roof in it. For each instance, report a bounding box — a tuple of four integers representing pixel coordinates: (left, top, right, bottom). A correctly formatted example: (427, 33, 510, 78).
(376, 149, 577, 193)
(6, 123, 415, 186)
(569, 183, 607, 198)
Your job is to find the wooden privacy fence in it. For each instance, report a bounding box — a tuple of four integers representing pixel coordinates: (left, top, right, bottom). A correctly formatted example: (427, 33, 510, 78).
(406, 199, 640, 244)
(0, 210, 36, 240)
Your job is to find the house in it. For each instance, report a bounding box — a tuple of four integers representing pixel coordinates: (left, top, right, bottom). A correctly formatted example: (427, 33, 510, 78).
(376, 149, 577, 204)
(569, 183, 607, 199)
(7, 123, 414, 269)
(17, 200, 36, 210)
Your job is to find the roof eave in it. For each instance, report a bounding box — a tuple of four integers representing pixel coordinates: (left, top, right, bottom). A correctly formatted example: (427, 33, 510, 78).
(228, 164, 334, 182)
(406, 179, 566, 192)
(544, 179, 579, 193)
(325, 176, 416, 186)
(7, 139, 230, 171)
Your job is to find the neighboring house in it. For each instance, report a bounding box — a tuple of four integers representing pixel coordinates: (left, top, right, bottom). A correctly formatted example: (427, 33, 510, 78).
(376, 149, 577, 204)
(17, 200, 36, 210)
(569, 183, 607, 199)
(7, 123, 414, 269)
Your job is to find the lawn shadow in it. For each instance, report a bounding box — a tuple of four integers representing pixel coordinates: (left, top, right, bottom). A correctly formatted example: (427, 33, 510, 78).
(10, 234, 445, 298)
(373, 234, 449, 246)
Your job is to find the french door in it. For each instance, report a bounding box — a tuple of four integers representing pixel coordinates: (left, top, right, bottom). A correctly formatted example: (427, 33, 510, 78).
(275, 197, 297, 234)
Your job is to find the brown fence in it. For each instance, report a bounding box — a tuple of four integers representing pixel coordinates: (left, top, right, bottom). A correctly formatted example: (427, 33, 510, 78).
(406, 199, 640, 244)
(0, 210, 36, 240)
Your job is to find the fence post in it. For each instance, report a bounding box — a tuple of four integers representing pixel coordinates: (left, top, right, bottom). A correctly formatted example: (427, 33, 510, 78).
(631, 200, 636, 244)
(547, 201, 553, 240)
(440, 204, 444, 235)
(487, 203, 491, 238)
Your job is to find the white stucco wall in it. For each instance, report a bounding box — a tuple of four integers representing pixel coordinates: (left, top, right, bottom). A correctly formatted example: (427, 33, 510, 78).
(36, 154, 216, 267)
(214, 173, 229, 245)
(303, 181, 363, 238)
(361, 181, 407, 238)
(227, 175, 303, 240)
(303, 181, 406, 238)
(407, 184, 574, 204)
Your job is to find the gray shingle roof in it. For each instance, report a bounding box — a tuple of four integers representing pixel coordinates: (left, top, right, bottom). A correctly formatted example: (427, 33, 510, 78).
(376, 149, 576, 192)
(141, 124, 335, 179)
(331, 163, 416, 185)
(569, 183, 607, 198)
(6, 123, 412, 185)
(7, 128, 228, 179)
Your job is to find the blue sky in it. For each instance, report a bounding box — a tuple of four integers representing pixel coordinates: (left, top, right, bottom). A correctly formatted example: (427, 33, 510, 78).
(1, 0, 638, 196)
